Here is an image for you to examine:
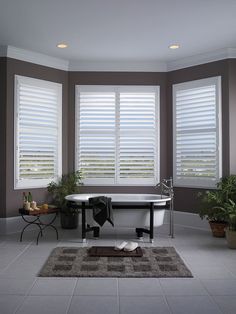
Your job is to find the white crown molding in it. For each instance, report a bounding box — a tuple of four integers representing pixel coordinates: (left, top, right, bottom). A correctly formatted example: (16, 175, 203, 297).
(1, 45, 236, 72)
(68, 60, 167, 72)
(1, 45, 69, 71)
(167, 48, 236, 71)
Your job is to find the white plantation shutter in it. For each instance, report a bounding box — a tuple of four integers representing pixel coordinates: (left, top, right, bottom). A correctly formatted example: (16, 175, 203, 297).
(14, 75, 62, 189)
(119, 92, 158, 184)
(173, 77, 222, 188)
(76, 90, 116, 184)
(76, 86, 159, 185)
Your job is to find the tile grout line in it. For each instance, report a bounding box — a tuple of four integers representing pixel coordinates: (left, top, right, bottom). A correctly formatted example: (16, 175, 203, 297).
(66, 278, 78, 314)
(224, 265, 236, 279)
(199, 278, 233, 313)
(0, 242, 33, 274)
(13, 277, 38, 314)
(12, 242, 40, 314)
(158, 278, 175, 314)
(117, 278, 120, 314)
(159, 275, 224, 313)
(163, 276, 225, 314)
(136, 277, 173, 313)
(162, 294, 174, 314)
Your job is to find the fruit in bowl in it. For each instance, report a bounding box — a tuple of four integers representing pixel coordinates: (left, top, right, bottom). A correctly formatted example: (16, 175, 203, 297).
(38, 204, 48, 212)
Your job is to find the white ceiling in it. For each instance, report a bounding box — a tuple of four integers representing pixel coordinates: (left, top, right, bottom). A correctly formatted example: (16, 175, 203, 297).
(0, 0, 236, 68)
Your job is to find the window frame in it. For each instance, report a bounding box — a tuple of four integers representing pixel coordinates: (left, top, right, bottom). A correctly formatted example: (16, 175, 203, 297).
(75, 85, 160, 186)
(14, 75, 62, 190)
(172, 76, 222, 189)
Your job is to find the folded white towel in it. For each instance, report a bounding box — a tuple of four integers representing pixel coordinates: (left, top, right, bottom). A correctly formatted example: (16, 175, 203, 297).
(123, 241, 138, 252)
(114, 241, 128, 251)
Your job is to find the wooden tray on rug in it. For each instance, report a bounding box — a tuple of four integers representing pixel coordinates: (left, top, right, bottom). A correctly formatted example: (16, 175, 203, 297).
(88, 246, 143, 257)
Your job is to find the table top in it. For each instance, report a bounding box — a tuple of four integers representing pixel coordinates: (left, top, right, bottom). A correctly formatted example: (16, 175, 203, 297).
(19, 208, 59, 216)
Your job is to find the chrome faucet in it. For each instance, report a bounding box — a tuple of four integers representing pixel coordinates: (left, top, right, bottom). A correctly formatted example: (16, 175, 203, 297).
(155, 177, 174, 199)
(155, 177, 174, 238)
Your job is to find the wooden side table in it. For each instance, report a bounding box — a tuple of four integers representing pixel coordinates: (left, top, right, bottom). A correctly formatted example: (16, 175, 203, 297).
(19, 208, 59, 245)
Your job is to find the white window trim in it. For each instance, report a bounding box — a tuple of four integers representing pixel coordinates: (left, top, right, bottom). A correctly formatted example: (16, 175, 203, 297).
(14, 75, 62, 189)
(75, 85, 160, 186)
(173, 76, 222, 189)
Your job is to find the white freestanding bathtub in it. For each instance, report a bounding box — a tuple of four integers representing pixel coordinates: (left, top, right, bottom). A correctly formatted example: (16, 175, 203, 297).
(66, 193, 172, 242)
(66, 193, 169, 205)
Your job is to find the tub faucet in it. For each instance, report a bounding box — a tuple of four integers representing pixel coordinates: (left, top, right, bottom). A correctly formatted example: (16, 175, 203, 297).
(155, 178, 175, 238)
(155, 178, 174, 199)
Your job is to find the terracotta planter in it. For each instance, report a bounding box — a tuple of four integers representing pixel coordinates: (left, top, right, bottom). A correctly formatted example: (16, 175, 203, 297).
(209, 221, 227, 237)
(225, 228, 236, 249)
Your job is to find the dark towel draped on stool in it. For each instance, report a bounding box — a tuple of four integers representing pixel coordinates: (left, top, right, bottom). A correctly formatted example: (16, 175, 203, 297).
(89, 196, 114, 227)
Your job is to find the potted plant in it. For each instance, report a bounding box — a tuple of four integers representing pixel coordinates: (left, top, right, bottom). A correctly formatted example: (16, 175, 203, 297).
(47, 171, 83, 229)
(221, 199, 236, 249)
(199, 175, 236, 237)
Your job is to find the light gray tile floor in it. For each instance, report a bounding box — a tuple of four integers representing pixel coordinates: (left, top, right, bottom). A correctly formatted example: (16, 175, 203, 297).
(0, 295, 25, 314)
(213, 296, 236, 314)
(15, 295, 71, 314)
(68, 296, 119, 314)
(166, 295, 222, 314)
(30, 278, 77, 296)
(0, 224, 235, 313)
(119, 296, 171, 314)
(159, 278, 208, 296)
(74, 278, 118, 296)
(118, 278, 163, 296)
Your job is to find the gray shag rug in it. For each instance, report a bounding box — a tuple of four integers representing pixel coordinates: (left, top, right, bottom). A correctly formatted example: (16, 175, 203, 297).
(38, 246, 192, 278)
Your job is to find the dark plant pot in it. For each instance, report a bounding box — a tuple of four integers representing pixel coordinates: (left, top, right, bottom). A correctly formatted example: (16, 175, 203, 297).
(60, 212, 78, 229)
(209, 221, 227, 237)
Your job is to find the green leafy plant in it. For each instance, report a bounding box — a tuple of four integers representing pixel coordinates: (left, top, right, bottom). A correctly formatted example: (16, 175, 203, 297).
(198, 175, 236, 222)
(216, 175, 236, 202)
(221, 199, 236, 231)
(47, 171, 83, 213)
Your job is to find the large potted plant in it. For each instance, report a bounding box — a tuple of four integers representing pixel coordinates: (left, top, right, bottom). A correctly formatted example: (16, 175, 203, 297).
(221, 199, 236, 249)
(199, 175, 236, 237)
(47, 171, 83, 229)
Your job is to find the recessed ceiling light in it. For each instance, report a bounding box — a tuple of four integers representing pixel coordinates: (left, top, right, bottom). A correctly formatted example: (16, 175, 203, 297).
(169, 44, 180, 49)
(57, 43, 68, 49)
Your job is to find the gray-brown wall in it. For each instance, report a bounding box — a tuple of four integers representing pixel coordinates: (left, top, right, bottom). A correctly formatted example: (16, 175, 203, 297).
(1, 57, 236, 217)
(4, 58, 68, 217)
(0, 57, 7, 217)
(228, 59, 236, 174)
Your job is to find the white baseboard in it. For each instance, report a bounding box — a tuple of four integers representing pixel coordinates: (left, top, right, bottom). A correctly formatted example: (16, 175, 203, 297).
(0, 210, 209, 235)
(165, 210, 209, 231)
